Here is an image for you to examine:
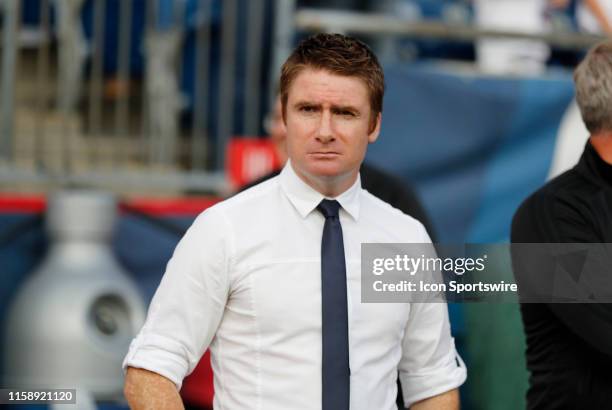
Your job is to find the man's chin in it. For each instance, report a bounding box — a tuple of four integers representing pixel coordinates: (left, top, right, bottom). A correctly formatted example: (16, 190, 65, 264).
(305, 163, 345, 178)
(291, 158, 357, 182)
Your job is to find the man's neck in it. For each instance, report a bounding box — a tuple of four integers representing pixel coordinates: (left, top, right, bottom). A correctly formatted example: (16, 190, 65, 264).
(590, 133, 612, 164)
(290, 163, 358, 198)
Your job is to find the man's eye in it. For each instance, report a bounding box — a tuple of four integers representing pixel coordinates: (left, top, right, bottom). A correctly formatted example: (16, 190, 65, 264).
(300, 106, 316, 112)
(336, 110, 355, 117)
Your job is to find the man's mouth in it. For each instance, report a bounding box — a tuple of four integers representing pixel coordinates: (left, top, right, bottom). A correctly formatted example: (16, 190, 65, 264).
(309, 152, 340, 157)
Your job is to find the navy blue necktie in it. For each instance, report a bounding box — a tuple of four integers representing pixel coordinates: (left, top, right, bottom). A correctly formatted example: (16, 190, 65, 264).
(317, 199, 350, 410)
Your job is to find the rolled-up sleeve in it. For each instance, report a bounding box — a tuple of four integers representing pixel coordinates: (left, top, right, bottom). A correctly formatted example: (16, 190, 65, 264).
(398, 223, 466, 407)
(398, 301, 467, 407)
(122, 206, 232, 389)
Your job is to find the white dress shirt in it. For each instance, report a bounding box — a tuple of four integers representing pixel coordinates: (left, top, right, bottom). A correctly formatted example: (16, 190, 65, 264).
(123, 161, 466, 409)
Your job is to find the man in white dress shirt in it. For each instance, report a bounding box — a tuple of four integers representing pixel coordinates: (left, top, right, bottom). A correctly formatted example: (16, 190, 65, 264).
(123, 33, 466, 410)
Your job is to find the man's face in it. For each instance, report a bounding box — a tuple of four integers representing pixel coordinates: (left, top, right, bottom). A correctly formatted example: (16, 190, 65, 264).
(284, 68, 381, 187)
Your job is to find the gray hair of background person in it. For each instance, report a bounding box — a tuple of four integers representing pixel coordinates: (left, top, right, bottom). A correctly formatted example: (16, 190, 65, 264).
(574, 41, 612, 134)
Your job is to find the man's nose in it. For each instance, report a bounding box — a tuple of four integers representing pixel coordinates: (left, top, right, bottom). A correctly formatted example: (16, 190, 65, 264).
(316, 110, 334, 143)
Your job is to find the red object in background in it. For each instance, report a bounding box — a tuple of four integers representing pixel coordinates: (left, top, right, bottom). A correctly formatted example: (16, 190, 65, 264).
(0, 195, 219, 216)
(226, 138, 281, 188)
(0, 195, 46, 213)
(181, 350, 215, 407)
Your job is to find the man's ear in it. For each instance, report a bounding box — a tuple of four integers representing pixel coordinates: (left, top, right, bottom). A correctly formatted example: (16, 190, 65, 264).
(368, 112, 382, 143)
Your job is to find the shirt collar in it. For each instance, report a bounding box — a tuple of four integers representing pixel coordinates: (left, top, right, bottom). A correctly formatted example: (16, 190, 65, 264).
(577, 140, 612, 188)
(279, 160, 361, 220)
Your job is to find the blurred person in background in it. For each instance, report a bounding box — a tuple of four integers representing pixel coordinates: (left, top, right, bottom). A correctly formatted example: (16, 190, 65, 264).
(264, 95, 289, 165)
(473, 0, 551, 75)
(123, 33, 466, 409)
(511, 41, 612, 409)
(549, 0, 612, 35)
(577, 0, 612, 34)
(473, 0, 604, 74)
(549, 0, 612, 34)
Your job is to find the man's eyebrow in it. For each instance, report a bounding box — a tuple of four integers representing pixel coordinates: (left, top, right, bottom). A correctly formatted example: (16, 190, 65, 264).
(332, 104, 360, 113)
(293, 100, 320, 108)
(292, 101, 360, 112)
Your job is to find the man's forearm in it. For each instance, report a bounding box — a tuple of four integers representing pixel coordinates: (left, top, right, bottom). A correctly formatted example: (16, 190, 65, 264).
(410, 388, 459, 410)
(124, 367, 185, 410)
(585, 0, 612, 33)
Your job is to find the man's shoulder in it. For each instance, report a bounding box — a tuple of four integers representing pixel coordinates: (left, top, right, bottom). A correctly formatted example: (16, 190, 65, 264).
(217, 175, 280, 211)
(511, 168, 589, 242)
(360, 189, 428, 235)
(238, 169, 281, 193)
(195, 176, 280, 229)
(516, 168, 586, 218)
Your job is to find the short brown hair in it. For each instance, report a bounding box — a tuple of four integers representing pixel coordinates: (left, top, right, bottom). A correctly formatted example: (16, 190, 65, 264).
(574, 41, 612, 134)
(279, 33, 385, 128)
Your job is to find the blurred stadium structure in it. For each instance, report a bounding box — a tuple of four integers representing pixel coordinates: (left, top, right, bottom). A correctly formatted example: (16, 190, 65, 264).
(4, 191, 146, 408)
(0, 0, 604, 195)
(0, 0, 277, 194)
(0, 1, 608, 410)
